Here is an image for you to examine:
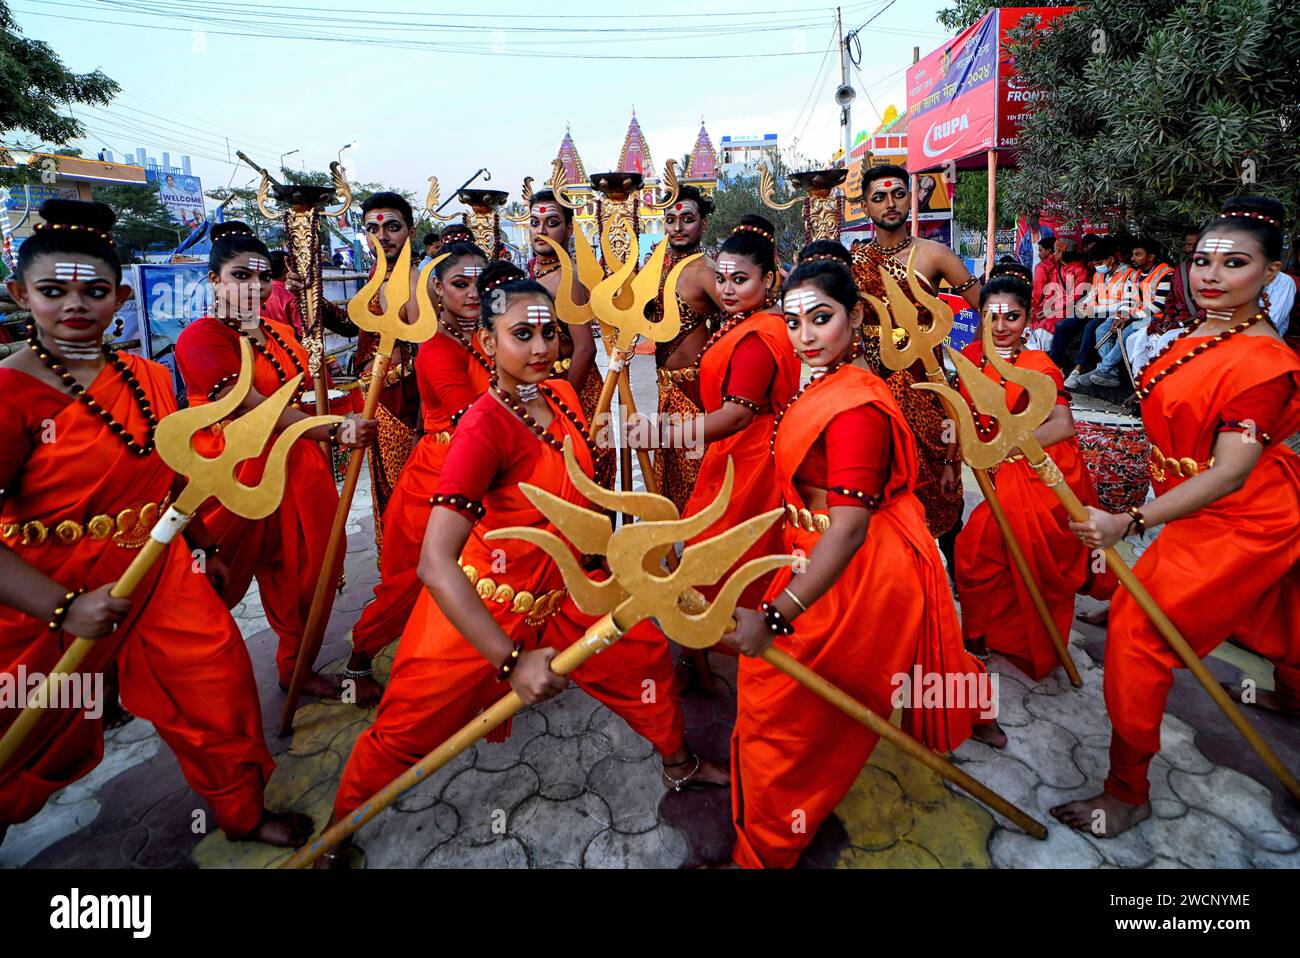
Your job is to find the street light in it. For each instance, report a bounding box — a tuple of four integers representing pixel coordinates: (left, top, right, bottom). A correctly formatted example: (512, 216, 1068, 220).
(337, 141, 357, 171)
(279, 148, 299, 173)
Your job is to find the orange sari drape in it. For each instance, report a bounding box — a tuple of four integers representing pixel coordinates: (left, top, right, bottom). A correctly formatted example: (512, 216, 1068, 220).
(955, 345, 1115, 680)
(686, 312, 800, 605)
(333, 382, 686, 821)
(351, 330, 492, 657)
(1102, 333, 1300, 804)
(0, 359, 272, 833)
(176, 317, 339, 686)
(731, 365, 986, 868)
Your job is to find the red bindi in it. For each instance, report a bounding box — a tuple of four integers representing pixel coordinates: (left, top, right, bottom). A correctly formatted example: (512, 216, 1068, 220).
(376, 213, 385, 222)
(675, 203, 683, 211)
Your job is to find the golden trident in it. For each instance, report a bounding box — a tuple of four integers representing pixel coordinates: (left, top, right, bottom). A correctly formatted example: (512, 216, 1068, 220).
(279, 241, 445, 735)
(863, 251, 1081, 687)
(758, 162, 845, 242)
(0, 341, 338, 772)
(917, 323, 1300, 803)
(282, 441, 1044, 867)
(282, 444, 794, 868)
(240, 151, 353, 428)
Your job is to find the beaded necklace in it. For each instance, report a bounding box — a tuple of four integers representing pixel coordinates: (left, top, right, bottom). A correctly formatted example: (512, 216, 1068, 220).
(25, 322, 157, 457)
(972, 346, 1024, 439)
(768, 353, 857, 457)
(489, 379, 594, 459)
(693, 306, 763, 374)
(222, 318, 307, 395)
(1135, 310, 1262, 402)
(870, 234, 912, 257)
(531, 259, 561, 281)
(439, 311, 493, 375)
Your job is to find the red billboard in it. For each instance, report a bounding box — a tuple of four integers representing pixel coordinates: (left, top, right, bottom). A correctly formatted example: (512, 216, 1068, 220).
(908, 6, 1078, 172)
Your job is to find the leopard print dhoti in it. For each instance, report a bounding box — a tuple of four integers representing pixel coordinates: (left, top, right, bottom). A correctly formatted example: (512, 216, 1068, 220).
(368, 403, 418, 563)
(652, 375, 703, 515)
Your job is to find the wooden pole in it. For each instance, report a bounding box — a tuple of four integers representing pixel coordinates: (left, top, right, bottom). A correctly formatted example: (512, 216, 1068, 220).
(277, 352, 390, 735)
(986, 149, 997, 278)
(909, 173, 919, 237)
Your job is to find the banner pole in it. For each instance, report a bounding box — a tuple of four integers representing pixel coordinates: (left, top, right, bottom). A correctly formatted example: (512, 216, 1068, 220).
(986, 148, 997, 277)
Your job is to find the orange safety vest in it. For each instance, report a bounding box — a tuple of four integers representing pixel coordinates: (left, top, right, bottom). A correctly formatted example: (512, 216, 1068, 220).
(1137, 262, 1174, 320)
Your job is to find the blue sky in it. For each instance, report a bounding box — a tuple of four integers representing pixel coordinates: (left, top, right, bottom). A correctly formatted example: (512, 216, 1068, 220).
(11, 0, 954, 205)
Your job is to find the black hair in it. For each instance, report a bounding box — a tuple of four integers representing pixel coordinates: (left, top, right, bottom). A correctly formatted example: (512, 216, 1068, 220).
(674, 185, 715, 219)
(361, 191, 414, 229)
(998, 254, 1016, 264)
(1202, 195, 1286, 262)
(208, 220, 271, 275)
(718, 213, 777, 277)
(440, 222, 473, 244)
(269, 250, 288, 280)
(434, 241, 487, 280)
(1038, 235, 1056, 253)
(529, 189, 574, 226)
(1130, 236, 1163, 260)
(862, 163, 910, 193)
(797, 239, 851, 266)
(1060, 246, 1086, 265)
(1088, 236, 1116, 261)
(422, 232, 439, 247)
(783, 260, 860, 315)
(979, 274, 1033, 313)
(15, 199, 122, 283)
(989, 260, 1032, 284)
(476, 260, 549, 331)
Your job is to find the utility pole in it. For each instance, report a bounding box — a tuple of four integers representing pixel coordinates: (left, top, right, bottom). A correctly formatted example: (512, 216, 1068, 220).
(836, 7, 854, 165)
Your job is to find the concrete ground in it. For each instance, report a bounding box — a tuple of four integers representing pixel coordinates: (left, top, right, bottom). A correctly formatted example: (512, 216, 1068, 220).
(4, 353, 1298, 869)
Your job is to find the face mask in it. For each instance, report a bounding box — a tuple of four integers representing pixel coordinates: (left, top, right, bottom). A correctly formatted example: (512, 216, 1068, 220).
(1095, 264, 1109, 274)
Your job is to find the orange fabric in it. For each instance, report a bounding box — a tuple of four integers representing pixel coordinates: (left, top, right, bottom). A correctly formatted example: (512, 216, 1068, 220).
(333, 381, 685, 821)
(687, 312, 800, 607)
(0, 360, 272, 832)
(954, 345, 1115, 680)
(731, 365, 986, 868)
(176, 317, 339, 685)
(351, 331, 491, 656)
(1105, 334, 1300, 803)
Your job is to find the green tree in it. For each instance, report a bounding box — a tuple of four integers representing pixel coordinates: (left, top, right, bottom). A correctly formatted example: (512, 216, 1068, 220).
(940, 0, 1300, 252)
(705, 147, 818, 265)
(0, 1, 117, 147)
(91, 182, 180, 261)
(952, 168, 1017, 235)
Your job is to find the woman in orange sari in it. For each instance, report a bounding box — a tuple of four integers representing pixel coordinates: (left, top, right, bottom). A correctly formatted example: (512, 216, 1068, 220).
(322, 275, 725, 865)
(175, 222, 378, 704)
(1, 200, 309, 848)
(1055, 195, 1300, 838)
(955, 275, 1115, 680)
(721, 259, 1004, 869)
(628, 215, 801, 605)
(349, 243, 493, 674)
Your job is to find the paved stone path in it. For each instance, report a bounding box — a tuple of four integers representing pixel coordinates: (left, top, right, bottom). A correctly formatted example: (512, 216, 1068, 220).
(4, 361, 1298, 869)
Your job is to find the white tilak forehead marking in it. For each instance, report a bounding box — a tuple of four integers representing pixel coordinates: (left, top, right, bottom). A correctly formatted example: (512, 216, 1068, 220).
(984, 302, 1015, 314)
(523, 305, 553, 325)
(783, 289, 821, 314)
(245, 256, 269, 271)
(872, 178, 905, 193)
(53, 262, 108, 281)
(461, 266, 484, 276)
(717, 258, 740, 274)
(1201, 238, 1236, 253)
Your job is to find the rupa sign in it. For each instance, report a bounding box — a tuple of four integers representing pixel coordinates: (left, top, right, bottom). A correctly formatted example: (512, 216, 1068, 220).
(906, 6, 1076, 172)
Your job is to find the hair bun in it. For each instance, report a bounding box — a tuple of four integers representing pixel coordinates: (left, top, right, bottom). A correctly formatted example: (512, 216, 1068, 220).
(211, 220, 256, 242)
(33, 199, 116, 243)
(732, 213, 776, 242)
(478, 259, 525, 295)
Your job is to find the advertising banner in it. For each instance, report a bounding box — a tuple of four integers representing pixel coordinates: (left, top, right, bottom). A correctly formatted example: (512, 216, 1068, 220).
(145, 170, 206, 230)
(125, 263, 211, 399)
(998, 6, 1078, 152)
(906, 12, 1000, 172)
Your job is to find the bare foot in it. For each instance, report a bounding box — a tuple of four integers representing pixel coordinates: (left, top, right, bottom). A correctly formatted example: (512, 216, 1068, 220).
(342, 654, 384, 708)
(972, 718, 1008, 749)
(662, 750, 730, 791)
(1076, 607, 1109, 626)
(230, 810, 315, 848)
(1221, 682, 1300, 718)
(1051, 792, 1151, 837)
(280, 672, 344, 701)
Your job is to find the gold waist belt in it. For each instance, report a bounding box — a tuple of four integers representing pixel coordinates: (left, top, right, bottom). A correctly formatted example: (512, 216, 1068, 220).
(1148, 443, 1214, 483)
(459, 560, 567, 627)
(784, 502, 831, 534)
(658, 367, 698, 387)
(1, 492, 173, 550)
